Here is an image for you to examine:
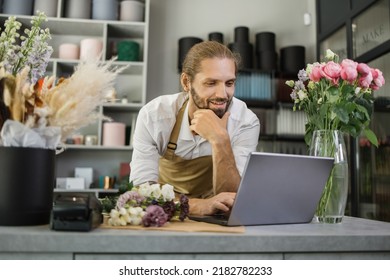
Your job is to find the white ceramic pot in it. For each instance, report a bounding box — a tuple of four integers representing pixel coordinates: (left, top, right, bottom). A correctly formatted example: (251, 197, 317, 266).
(59, 43, 80, 60)
(120, 0, 145, 22)
(79, 38, 103, 60)
(103, 122, 126, 146)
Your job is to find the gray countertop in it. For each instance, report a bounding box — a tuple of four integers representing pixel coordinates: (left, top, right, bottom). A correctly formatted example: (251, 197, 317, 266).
(1, 216, 389, 260)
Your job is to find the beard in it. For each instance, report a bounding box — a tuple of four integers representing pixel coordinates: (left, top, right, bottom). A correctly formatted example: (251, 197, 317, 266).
(189, 87, 232, 118)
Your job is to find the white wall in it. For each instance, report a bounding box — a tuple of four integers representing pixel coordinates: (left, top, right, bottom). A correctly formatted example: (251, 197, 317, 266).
(147, 0, 317, 101)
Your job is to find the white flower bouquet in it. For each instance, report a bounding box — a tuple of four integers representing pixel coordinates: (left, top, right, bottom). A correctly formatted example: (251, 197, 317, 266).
(105, 182, 189, 227)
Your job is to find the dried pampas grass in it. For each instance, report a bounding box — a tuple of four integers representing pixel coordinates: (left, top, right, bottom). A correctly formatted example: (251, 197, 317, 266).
(40, 60, 126, 141)
(1, 66, 34, 123)
(1, 59, 126, 144)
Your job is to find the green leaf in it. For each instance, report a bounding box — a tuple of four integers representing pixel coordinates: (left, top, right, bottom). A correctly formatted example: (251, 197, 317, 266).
(343, 102, 356, 113)
(341, 84, 354, 95)
(355, 103, 370, 121)
(363, 128, 378, 147)
(118, 181, 134, 194)
(355, 97, 373, 116)
(341, 123, 358, 137)
(333, 105, 349, 123)
(327, 87, 339, 103)
(304, 124, 314, 147)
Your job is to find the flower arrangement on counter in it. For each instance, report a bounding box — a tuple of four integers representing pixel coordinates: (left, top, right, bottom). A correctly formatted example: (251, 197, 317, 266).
(103, 182, 189, 227)
(285, 49, 385, 147)
(0, 13, 123, 149)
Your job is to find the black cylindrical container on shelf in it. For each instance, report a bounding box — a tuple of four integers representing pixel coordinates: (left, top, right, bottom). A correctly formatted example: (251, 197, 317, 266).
(255, 32, 275, 52)
(280, 45, 305, 74)
(230, 26, 253, 69)
(208, 32, 224, 44)
(234, 26, 250, 43)
(228, 42, 253, 69)
(256, 50, 277, 71)
(178, 37, 203, 72)
(0, 147, 56, 226)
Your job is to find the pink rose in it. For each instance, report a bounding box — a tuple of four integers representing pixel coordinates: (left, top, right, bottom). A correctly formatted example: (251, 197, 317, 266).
(359, 71, 373, 88)
(321, 61, 341, 85)
(341, 66, 358, 83)
(340, 59, 358, 83)
(370, 68, 385, 90)
(309, 64, 323, 82)
(357, 63, 371, 76)
(341, 59, 358, 69)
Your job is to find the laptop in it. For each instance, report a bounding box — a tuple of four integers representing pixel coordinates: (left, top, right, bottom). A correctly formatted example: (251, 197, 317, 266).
(189, 152, 334, 226)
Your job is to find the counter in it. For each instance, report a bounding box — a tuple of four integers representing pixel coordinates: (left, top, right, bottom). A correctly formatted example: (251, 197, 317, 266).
(0, 216, 389, 260)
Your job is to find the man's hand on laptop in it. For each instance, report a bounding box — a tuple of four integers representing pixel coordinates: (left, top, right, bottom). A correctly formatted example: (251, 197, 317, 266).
(189, 192, 236, 216)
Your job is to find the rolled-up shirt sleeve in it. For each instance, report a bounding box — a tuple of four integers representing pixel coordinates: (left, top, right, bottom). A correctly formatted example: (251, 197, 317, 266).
(229, 110, 260, 177)
(130, 108, 160, 185)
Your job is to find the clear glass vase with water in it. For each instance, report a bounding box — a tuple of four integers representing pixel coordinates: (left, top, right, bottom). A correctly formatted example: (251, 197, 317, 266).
(309, 130, 349, 223)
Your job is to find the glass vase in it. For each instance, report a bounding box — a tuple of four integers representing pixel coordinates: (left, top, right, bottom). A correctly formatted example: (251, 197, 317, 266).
(309, 130, 349, 223)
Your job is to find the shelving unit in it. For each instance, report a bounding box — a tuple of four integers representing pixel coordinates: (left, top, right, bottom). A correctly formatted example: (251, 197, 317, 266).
(235, 70, 307, 155)
(0, 0, 150, 191)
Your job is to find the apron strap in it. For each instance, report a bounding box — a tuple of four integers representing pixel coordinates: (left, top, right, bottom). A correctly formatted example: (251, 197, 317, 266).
(163, 98, 188, 160)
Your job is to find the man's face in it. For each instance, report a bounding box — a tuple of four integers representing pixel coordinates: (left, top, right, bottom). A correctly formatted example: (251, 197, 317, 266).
(188, 58, 236, 118)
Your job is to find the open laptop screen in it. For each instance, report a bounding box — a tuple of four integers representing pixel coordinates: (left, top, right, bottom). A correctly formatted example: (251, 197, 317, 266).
(190, 152, 334, 226)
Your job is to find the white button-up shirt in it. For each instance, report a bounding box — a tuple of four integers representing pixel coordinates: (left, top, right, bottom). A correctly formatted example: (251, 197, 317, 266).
(130, 92, 260, 186)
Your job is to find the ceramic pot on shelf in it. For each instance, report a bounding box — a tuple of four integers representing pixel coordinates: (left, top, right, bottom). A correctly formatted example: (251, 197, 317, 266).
(65, 0, 91, 19)
(33, 0, 58, 17)
(2, 0, 34, 15)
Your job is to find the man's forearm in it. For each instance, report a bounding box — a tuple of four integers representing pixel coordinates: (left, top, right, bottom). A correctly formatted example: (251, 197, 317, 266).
(211, 136, 241, 194)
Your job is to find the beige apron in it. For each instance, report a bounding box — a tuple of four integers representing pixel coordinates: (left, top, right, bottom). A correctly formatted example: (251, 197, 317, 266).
(159, 99, 214, 198)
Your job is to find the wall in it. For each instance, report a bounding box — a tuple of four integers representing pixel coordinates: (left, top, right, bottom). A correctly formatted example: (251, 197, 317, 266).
(146, 0, 317, 101)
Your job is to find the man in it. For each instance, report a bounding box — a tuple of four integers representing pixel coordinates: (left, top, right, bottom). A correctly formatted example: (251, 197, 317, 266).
(130, 41, 260, 215)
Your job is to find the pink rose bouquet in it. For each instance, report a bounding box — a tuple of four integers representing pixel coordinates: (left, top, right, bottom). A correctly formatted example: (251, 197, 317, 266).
(286, 49, 385, 146)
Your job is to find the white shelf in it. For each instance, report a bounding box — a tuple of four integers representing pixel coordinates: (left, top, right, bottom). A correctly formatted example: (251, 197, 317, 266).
(62, 144, 132, 151)
(0, 0, 149, 186)
(54, 188, 118, 193)
(54, 188, 119, 198)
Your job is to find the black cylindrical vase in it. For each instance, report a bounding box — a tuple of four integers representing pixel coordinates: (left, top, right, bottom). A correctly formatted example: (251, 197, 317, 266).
(0, 147, 56, 226)
(234, 26, 250, 43)
(229, 42, 253, 69)
(208, 32, 224, 44)
(280, 45, 305, 74)
(256, 50, 277, 71)
(178, 37, 203, 72)
(255, 32, 276, 52)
